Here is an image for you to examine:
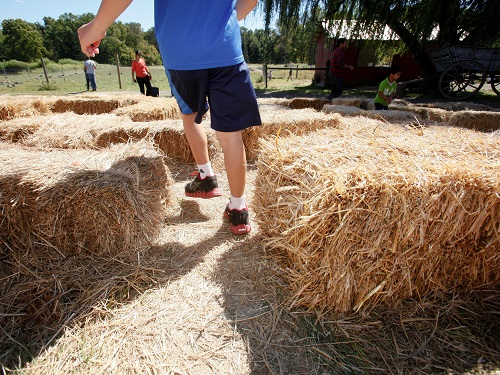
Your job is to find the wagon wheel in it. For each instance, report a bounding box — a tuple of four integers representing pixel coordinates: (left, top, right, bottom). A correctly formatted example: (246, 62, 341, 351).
(491, 73, 500, 95)
(438, 60, 486, 100)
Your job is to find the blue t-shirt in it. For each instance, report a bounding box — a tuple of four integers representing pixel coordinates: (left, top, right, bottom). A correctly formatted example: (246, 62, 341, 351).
(154, 0, 244, 70)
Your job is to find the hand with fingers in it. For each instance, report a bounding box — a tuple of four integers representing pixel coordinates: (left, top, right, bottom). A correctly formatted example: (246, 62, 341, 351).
(78, 21, 106, 57)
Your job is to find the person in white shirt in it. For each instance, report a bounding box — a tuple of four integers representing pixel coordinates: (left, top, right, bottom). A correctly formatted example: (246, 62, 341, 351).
(83, 56, 97, 91)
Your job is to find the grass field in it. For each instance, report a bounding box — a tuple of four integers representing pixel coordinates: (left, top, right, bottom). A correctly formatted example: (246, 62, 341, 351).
(1, 62, 354, 98)
(2, 61, 499, 108)
(1, 64, 172, 95)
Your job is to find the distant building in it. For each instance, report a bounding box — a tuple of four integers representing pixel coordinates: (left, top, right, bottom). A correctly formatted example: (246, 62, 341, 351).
(313, 20, 424, 86)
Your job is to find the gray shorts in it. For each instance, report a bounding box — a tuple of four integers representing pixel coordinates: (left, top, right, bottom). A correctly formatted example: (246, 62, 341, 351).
(166, 62, 261, 132)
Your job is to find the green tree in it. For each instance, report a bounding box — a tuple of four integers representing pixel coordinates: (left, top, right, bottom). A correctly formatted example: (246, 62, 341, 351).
(0, 29, 5, 60)
(43, 13, 93, 62)
(99, 35, 134, 66)
(1, 19, 44, 62)
(241, 28, 266, 63)
(260, 0, 500, 75)
(143, 27, 159, 53)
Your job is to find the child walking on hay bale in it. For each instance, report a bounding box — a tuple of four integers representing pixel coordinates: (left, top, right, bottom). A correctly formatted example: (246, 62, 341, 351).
(78, 0, 262, 235)
(374, 66, 401, 110)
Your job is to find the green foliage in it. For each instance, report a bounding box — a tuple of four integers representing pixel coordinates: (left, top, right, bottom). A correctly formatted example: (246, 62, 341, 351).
(1, 9, 316, 67)
(43, 59, 66, 73)
(99, 36, 134, 65)
(143, 27, 159, 52)
(1, 19, 44, 62)
(42, 13, 95, 62)
(57, 58, 82, 65)
(261, 0, 500, 74)
(241, 23, 315, 64)
(0, 59, 39, 70)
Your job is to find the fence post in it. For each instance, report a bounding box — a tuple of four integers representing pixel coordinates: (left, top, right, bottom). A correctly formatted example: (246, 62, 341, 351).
(116, 54, 122, 89)
(263, 64, 268, 88)
(296, 64, 298, 79)
(41, 58, 49, 85)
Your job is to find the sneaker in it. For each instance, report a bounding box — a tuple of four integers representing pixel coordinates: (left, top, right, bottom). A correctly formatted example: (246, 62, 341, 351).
(224, 204, 251, 235)
(185, 173, 222, 199)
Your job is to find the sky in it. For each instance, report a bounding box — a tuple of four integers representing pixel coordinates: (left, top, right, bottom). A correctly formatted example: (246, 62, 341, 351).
(0, 0, 267, 31)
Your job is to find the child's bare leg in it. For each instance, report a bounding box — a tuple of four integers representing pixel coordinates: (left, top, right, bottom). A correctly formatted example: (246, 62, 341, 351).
(182, 113, 209, 165)
(183, 113, 222, 198)
(217, 129, 250, 234)
(215, 130, 246, 197)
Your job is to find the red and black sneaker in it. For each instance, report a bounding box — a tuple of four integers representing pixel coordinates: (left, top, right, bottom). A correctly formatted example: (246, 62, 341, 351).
(224, 204, 251, 235)
(185, 173, 222, 199)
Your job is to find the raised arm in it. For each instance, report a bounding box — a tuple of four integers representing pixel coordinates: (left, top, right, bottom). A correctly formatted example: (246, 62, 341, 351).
(235, 0, 258, 21)
(78, 0, 133, 56)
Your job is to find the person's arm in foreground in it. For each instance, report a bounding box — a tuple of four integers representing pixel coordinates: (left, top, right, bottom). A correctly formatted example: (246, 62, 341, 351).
(78, 0, 133, 56)
(236, 0, 258, 21)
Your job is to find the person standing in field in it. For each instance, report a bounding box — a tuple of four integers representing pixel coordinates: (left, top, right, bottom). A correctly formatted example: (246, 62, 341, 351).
(78, 0, 261, 235)
(83, 56, 97, 91)
(132, 50, 153, 96)
(328, 37, 354, 99)
(374, 66, 401, 110)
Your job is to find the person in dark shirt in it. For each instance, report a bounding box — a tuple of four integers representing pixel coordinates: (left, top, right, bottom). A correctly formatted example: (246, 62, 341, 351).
(328, 38, 354, 99)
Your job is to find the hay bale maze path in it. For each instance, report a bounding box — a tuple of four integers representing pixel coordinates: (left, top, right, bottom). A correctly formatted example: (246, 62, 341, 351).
(1, 93, 499, 374)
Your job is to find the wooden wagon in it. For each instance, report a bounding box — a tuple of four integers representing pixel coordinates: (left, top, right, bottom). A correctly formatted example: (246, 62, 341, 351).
(429, 44, 500, 100)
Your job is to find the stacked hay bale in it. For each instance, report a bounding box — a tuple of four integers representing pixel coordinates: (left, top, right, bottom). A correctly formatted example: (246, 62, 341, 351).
(254, 118, 499, 315)
(331, 97, 375, 110)
(0, 113, 134, 148)
(0, 141, 172, 256)
(50, 94, 140, 115)
(0, 113, 222, 167)
(288, 98, 332, 111)
(0, 95, 54, 121)
(391, 101, 452, 122)
(449, 111, 500, 132)
(323, 104, 424, 123)
(244, 107, 340, 160)
(0, 142, 173, 358)
(257, 97, 291, 107)
(112, 96, 180, 121)
(151, 120, 223, 169)
(418, 101, 496, 112)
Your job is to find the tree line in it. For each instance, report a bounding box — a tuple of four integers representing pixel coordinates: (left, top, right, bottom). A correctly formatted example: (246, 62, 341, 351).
(261, 0, 500, 76)
(0, 14, 316, 67)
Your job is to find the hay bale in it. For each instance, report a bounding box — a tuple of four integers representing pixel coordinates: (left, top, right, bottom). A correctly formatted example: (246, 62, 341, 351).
(0, 117, 41, 142)
(50, 94, 140, 115)
(391, 103, 452, 122)
(0, 141, 172, 257)
(331, 97, 374, 110)
(0, 141, 173, 363)
(0, 112, 223, 169)
(364, 109, 425, 123)
(0, 95, 54, 121)
(148, 119, 222, 167)
(1, 113, 134, 148)
(422, 101, 496, 112)
(257, 97, 291, 107)
(324, 105, 426, 123)
(112, 97, 181, 121)
(288, 98, 331, 111)
(449, 111, 500, 132)
(322, 104, 363, 116)
(254, 119, 500, 315)
(243, 108, 340, 161)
